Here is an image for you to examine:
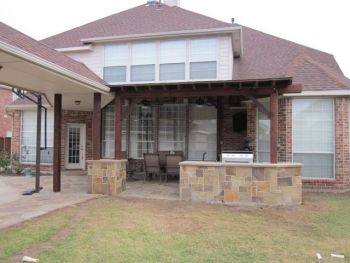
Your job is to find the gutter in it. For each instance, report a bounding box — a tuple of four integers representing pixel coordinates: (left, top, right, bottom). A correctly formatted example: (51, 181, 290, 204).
(0, 40, 110, 95)
(81, 26, 242, 44)
(56, 45, 93, 53)
(283, 90, 350, 97)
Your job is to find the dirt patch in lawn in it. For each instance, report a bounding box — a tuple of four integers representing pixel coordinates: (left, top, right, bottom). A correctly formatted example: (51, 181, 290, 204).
(1, 203, 88, 263)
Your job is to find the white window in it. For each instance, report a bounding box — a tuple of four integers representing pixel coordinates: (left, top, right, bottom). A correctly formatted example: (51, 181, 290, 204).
(21, 110, 54, 164)
(292, 98, 335, 178)
(159, 40, 186, 81)
(188, 105, 217, 161)
(159, 104, 186, 151)
(257, 100, 270, 162)
(190, 38, 217, 79)
(131, 42, 156, 82)
(129, 105, 156, 158)
(103, 44, 128, 82)
(101, 104, 126, 159)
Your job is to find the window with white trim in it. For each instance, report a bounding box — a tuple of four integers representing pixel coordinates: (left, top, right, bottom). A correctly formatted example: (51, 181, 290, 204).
(159, 40, 186, 81)
(159, 104, 186, 151)
(103, 37, 219, 83)
(188, 105, 217, 161)
(21, 110, 54, 163)
(131, 42, 156, 82)
(257, 100, 270, 162)
(292, 98, 335, 178)
(101, 104, 126, 159)
(129, 105, 156, 158)
(103, 44, 128, 82)
(190, 38, 217, 79)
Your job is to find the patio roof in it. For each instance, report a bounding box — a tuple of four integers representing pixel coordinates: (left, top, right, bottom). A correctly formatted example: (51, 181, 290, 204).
(0, 22, 111, 111)
(111, 77, 302, 98)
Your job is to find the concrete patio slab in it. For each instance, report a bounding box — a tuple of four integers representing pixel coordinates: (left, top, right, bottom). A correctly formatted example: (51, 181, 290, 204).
(0, 174, 98, 230)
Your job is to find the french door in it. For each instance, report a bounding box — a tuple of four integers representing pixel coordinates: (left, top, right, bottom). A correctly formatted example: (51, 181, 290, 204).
(66, 123, 86, 170)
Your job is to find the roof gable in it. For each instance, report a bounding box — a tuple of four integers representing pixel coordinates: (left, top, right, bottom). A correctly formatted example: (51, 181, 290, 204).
(41, 4, 232, 49)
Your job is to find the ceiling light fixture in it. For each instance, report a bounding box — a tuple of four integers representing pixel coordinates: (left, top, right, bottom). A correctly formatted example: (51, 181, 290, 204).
(74, 100, 81, 106)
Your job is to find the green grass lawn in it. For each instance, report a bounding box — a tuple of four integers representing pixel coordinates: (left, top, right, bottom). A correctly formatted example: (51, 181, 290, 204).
(1, 193, 350, 262)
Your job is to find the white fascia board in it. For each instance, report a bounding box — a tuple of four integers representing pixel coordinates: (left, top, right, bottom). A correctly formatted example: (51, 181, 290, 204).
(56, 45, 93, 53)
(5, 104, 52, 111)
(81, 26, 242, 44)
(0, 41, 110, 94)
(284, 90, 350, 97)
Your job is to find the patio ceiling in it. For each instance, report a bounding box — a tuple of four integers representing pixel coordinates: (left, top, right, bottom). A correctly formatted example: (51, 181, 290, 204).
(0, 41, 112, 111)
(111, 78, 302, 98)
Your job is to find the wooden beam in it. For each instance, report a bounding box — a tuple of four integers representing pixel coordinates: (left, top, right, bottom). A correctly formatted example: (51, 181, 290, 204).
(92, 93, 101, 160)
(270, 91, 278, 163)
(116, 84, 302, 99)
(216, 97, 223, 161)
(114, 94, 122, 160)
(53, 94, 62, 192)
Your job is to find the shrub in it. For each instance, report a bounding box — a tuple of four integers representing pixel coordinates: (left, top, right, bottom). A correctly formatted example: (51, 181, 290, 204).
(0, 151, 11, 174)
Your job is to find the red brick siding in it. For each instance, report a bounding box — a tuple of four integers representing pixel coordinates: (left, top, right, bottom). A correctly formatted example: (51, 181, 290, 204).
(0, 89, 13, 137)
(278, 97, 292, 162)
(221, 102, 247, 152)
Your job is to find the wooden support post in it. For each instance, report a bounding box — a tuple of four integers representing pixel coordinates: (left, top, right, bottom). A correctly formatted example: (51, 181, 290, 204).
(35, 95, 42, 193)
(270, 90, 278, 163)
(92, 93, 101, 160)
(216, 97, 223, 161)
(53, 94, 62, 192)
(114, 94, 122, 160)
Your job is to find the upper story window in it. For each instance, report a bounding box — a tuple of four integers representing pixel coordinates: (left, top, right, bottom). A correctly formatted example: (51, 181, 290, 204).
(104, 44, 128, 82)
(103, 37, 218, 84)
(131, 42, 156, 82)
(190, 38, 217, 79)
(159, 40, 186, 81)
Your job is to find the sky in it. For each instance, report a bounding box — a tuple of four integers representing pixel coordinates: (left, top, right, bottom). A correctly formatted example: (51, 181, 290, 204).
(0, 0, 349, 77)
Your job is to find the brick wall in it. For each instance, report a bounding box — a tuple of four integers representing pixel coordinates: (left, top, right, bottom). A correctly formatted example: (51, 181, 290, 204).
(221, 101, 247, 152)
(0, 89, 13, 137)
(278, 97, 292, 162)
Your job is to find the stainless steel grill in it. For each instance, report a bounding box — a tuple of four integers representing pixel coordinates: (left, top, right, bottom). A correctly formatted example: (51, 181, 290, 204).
(221, 151, 254, 163)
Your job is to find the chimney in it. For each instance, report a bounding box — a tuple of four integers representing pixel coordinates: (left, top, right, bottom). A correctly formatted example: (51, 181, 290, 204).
(164, 0, 180, 7)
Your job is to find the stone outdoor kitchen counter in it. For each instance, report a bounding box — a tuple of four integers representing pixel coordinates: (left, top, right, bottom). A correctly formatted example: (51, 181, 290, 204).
(179, 161, 302, 206)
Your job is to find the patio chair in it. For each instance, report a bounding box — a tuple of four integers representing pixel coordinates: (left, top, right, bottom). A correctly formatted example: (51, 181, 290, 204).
(143, 153, 161, 182)
(158, 151, 170, 171)
(165, 154, 183, 183)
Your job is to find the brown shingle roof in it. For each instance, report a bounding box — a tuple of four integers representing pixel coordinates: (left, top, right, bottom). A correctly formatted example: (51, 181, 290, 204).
(0, 22, 106, 85)
(234, 26, 350, 91)
(41, 4, 233, 49)
(40, 4, 349, 91)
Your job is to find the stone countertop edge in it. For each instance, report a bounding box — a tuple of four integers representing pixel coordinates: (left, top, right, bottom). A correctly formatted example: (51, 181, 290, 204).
(179, 161, 303, 168)
(86, 159, 128, 163)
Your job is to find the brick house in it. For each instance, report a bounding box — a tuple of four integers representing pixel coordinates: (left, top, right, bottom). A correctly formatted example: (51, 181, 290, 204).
(2, 0, 350, 192)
